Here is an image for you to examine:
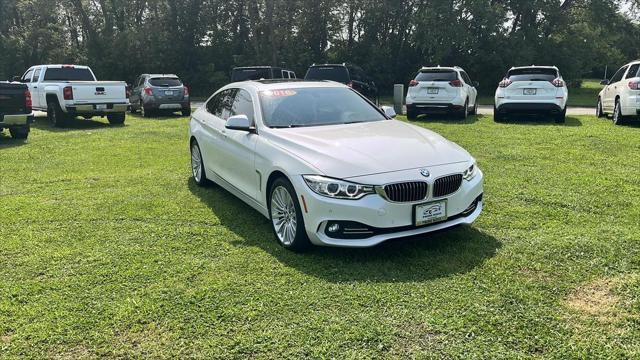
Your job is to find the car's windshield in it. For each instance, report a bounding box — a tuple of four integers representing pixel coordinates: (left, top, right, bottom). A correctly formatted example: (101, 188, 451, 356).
(304, 67, 350, 83)
(507, 68, 558, 82)
(232, 68, 272, 82)
(43, 68, 95, 81)
(149, 77, 182, 87)
(259, 87, 386, 128)
(416, 70, 457, 82)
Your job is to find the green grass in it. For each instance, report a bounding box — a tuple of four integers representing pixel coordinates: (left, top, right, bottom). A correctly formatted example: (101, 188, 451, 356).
(1, 112, 639, 358)
(477, 79, 603, 107)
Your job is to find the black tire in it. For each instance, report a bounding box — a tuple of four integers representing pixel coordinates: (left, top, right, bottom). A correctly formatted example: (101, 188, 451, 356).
(190, 140, 210, 186)
(47, 100, 68, 127)
(596, 98, 605, 118)
(555, 108, 566, 124)
(107, 113, 126, 125)
(268, 177, 311, 252)
(182, 108, 191, 117)
(407, 108, 418, 121)
(9, 126, 29, 139)
(470, 100, 478, 115)
(613, 100, 625, 126)
(140, 101, 152, 118)
(493, 106, 505, 122)
(458, 99, 469, 120)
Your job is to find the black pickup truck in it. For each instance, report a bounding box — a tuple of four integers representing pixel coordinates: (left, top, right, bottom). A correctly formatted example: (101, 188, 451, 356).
(0, 82, 33, 139)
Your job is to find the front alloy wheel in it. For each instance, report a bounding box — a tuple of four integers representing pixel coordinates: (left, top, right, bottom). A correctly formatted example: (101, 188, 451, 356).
(269, 178, 310, 251)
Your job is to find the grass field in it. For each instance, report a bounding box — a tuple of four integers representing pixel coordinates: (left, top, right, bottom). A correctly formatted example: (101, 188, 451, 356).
(1, 112, 639, 358)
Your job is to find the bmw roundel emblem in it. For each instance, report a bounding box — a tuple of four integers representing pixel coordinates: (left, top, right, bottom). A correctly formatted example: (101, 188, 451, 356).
(420, 169, 430, 178)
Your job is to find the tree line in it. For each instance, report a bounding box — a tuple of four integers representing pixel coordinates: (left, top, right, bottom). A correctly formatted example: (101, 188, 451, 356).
(1, 0, 639, 96)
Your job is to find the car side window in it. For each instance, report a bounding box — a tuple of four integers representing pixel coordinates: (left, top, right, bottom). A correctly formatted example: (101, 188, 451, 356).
(230, 89, 255, 124)
(22, 69, 34, 83)
(206, 91, 225, 118)
(32, 68, 42, 82)
(610, 66, 627, 83)
(625, 64, 640, 79)
(461, 71, 472, 84)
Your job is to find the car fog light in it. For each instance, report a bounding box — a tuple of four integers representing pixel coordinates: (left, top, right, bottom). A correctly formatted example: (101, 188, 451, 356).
(328, 223, 340, 233)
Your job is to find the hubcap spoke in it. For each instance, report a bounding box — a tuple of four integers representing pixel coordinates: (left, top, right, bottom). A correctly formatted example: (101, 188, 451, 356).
(270, 186, 297, 246)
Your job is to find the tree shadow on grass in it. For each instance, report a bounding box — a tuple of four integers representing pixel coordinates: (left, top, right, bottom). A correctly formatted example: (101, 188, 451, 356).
(407, 113, 481, 125)
(498, 115, 582, 127)
(188, 179, 501, 283)
(32, 115, 114, 132)
(0, 133, 27, 149)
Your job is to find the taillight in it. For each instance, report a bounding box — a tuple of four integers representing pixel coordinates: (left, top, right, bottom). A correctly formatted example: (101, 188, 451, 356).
(144, 86, 153, 96)
(409, 80, 419, 87)
(63, 86, 73, 100)
(551, 78, 565, 87)
(125, 85, 131, 98)
(629, 80, 639, 90)
(498, 79, 512, 88)
(183, 86, 189, 96)
(25, 90, 32, 112)
(449, 79, 463, 87)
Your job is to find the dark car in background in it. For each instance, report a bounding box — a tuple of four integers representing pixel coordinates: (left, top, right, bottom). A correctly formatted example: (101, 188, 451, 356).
(304, 63, 378, 103)
(231, 66, 297, 82)
(129, 74, 190, 117)
(0, 81, 33, 139)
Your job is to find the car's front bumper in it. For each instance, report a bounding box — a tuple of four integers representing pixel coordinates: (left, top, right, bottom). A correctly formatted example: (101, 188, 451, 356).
(291, 169, 484, 248)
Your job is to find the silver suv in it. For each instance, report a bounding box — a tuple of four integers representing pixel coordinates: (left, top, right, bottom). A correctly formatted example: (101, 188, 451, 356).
(129, 74, 190, 117)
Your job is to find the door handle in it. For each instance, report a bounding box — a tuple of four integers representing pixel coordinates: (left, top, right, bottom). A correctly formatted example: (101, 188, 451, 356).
(33, 86, 38, 89)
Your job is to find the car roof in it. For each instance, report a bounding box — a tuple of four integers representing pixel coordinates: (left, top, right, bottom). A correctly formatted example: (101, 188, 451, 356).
(420, 66, 461, 71)
(226, 79, 348, 91)
(234, 66, 281, 70)
(509, 65, 559, 71)
(36, 64, 90, 69)
(146, 74, 180, 78)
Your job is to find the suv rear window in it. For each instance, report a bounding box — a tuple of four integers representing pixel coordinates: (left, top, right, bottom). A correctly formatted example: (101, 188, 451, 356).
(304, 67, 350, 83)
(507, 68, 558, 82)
(149, 77, 182, 87)
(415, 70, 457, 82)
(232, 68, 272, 82)
(43, 68, 94, 81)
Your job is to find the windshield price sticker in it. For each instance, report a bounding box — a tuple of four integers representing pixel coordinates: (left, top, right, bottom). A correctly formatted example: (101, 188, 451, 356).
(263, 90, 297, 97)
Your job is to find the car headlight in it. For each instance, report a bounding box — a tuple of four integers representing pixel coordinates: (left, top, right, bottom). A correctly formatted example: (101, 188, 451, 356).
(303, 175, 375, 200)
(463, 161, 478, 181)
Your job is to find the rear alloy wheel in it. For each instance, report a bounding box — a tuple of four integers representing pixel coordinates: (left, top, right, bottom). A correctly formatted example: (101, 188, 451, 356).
(596, 98, 604, 118)
(458, 99, 469, 120)
(9, 126, 29, 139)
(269, 178, 310, 251)
(613, 100, 625, 126)
(47, 101, 67, 127)
(190, 141, 209, 186)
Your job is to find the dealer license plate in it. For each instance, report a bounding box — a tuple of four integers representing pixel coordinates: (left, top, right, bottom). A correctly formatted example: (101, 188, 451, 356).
(427, 88, 439, 94)
(414, 200, 447, 226)
(95, 104, 107, 110)
(523, 88, 537, 95)
(165, 91, 173, 96)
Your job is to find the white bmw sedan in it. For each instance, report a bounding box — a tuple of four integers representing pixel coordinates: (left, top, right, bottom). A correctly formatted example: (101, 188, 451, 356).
(189, 80, 484, 250)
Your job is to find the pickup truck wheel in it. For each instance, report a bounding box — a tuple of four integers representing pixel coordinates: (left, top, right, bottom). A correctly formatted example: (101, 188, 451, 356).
(47, 101, 67, 127)
(9, 126, 29, 139)
(107, 113, 126, 125)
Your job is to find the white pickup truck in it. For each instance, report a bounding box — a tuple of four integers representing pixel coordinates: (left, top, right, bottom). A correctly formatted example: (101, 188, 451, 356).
(17, 65, 129, 127)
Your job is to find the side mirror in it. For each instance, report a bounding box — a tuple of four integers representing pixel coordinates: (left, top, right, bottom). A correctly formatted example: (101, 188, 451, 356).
(226, 115, 254, 132)
(473, 81, 480, 87)
(600, 79, 610, 85)
(381, 106, 397, 118)
(11, 76, 21, 82)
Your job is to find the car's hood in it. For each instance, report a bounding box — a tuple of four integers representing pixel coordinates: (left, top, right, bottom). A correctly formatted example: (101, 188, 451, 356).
(265, 120, 471, 179)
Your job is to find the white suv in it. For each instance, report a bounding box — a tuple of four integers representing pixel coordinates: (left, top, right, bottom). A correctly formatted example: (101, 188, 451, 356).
(494, 66, 568, 123)
(405, 66, 478, 120)
(597, 60, 640, 125)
